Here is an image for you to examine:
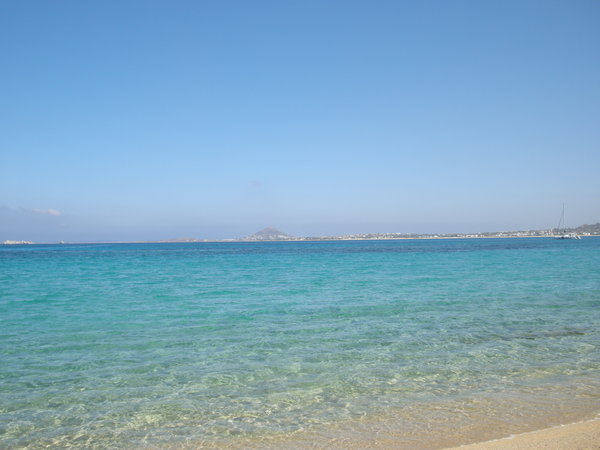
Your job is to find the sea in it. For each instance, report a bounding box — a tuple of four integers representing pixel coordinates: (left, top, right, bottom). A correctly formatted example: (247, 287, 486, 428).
(1, 238, 599, 449)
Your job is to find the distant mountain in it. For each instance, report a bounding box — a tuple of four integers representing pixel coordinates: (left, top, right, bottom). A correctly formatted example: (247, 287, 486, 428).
(244, 227, 293, 241)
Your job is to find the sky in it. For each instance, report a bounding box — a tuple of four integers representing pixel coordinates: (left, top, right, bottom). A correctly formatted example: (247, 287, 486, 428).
(1, 1, 599, 242)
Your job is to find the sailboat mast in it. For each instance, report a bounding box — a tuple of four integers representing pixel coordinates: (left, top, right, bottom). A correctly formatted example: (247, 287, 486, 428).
(554, 204, 580, 239)
(557, 203, 565, 233)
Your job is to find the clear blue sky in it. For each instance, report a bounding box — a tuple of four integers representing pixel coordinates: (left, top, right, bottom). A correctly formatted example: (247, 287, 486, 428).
(1, 1, 599, 242)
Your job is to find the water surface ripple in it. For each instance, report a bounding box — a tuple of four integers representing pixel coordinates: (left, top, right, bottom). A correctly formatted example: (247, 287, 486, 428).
(1, 238, 599, 448)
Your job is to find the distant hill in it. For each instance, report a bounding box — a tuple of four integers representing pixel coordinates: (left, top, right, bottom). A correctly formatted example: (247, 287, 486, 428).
(573, 223, 600, 234)
(244, 227, 293, 241)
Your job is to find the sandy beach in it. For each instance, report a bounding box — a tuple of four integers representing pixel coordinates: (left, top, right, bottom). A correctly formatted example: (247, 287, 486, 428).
(448, 418, 600, 450)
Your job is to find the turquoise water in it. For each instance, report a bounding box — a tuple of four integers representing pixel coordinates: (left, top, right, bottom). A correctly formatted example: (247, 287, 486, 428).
(1, 238, 600, 448)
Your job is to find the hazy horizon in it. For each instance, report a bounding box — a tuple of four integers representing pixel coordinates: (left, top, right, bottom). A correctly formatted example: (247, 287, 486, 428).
(2, 1, 599, 243)
(2, 212, 597, 243)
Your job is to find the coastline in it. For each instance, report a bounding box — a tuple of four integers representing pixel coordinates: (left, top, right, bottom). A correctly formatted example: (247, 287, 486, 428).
(3, 234, 600, 245)
(191, 389, 600, 449)
(224, 414, 600, 450)
(448, 417, 600, 449)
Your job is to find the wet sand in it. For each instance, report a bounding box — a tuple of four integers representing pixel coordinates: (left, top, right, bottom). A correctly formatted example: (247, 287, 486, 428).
(448, 418, 600, 450)
(191, 413, 600, 449)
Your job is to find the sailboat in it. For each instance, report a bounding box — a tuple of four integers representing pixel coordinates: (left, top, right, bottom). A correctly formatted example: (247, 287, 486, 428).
(555, 204, 580, 239)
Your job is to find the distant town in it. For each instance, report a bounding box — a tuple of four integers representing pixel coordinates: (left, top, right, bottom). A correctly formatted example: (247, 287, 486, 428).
(3, 223, 600, 245)
(232, 224, 600, 242)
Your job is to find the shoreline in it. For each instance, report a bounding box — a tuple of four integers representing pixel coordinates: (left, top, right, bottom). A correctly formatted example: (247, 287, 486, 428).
(196, 391, 600, 449)
(448, 417, 600, 449)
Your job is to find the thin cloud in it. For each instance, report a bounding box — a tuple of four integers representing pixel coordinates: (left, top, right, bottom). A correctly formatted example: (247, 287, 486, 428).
(0, 206, 69, 242)
(31, 208, 62, 216)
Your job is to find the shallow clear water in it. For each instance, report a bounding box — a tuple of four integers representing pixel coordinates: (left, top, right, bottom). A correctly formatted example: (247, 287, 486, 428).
(1, 238, 599, 448)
